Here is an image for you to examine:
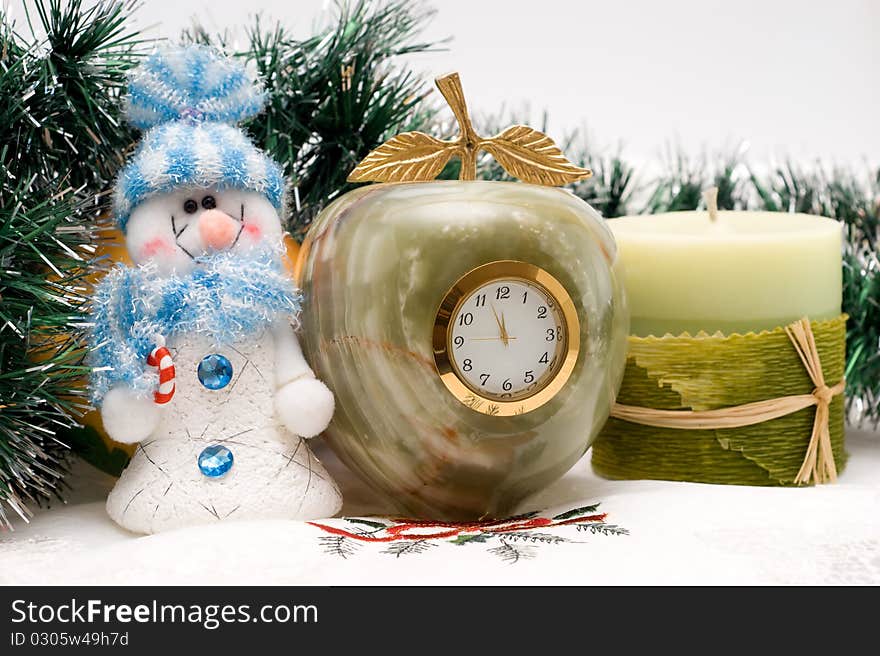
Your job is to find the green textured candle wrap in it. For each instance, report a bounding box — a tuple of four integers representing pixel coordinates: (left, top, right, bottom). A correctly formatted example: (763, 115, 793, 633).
(592, 315, 847, 486)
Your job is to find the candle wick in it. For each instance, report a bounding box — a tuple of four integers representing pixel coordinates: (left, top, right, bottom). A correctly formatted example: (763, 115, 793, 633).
(703, 186, 719, 223)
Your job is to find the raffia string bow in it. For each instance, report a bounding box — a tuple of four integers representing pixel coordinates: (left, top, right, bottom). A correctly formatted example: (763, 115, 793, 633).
(609, 318, 844, 485)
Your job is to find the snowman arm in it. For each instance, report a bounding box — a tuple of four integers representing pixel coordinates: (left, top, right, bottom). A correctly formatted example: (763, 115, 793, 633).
(272, 319, 317, 387)
(272, 320, 335, 438)
(100, 386, 162, 444)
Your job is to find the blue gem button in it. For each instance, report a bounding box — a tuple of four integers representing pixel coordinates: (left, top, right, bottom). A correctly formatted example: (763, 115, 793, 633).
(198, 354, 233, 390)
(198, 444, 234, 478)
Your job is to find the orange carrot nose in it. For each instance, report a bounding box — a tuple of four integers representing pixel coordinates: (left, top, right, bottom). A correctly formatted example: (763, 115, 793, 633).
(198, 209, 239, 250)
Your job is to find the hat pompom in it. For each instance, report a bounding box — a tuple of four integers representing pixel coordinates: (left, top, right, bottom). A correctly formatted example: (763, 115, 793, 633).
(125, 45, 266, 130)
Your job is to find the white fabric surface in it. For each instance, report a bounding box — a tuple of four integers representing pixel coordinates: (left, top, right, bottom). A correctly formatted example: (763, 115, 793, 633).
(1, 428, 878, 585)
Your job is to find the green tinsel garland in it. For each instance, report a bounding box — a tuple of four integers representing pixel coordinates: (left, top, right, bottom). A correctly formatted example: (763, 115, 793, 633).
(0, 0, 142, 529)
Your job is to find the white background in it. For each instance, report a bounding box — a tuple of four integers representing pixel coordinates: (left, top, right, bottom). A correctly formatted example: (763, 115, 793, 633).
(5, 0, 878, 167)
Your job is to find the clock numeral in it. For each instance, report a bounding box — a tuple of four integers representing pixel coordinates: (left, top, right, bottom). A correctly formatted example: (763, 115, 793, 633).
(453, 335, 465, 349)
(502, 378, 513, 391)
(537, 306, 547, 319)
(524, 370, 535, 384)
(462, 358, 473, 372)
(495, 285, 510, 300)
(539, 352, 549, 364)
(546, 328, 555, 342)
(522, 291, 528, 304)
(474, 294, 486, 307)
(459, 312, 474, 327)
(479, 373, 490, 386)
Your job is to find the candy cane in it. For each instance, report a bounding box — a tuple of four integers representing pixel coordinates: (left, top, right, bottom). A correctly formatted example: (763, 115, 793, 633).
(146, 335, 175, 405)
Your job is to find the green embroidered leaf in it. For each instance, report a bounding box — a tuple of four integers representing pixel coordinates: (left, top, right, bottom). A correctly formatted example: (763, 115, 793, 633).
(553, 504, 600, 520)
(345, 518, 389, 529)
(451, 533, 491, 545)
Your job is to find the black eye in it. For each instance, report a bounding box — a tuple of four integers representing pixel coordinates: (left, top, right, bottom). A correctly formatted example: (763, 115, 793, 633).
(183, 199, 198, 214)
(201, 195, 217, 210)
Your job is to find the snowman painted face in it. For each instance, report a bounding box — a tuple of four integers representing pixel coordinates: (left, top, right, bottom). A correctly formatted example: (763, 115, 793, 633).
(125, 186, 283, 274)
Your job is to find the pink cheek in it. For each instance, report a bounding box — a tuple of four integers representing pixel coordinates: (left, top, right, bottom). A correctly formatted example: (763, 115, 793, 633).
(140, 237, 175, 260)
(242, 222, 262, 240)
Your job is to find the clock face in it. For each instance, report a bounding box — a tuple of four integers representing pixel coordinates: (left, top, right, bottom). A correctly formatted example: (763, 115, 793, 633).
(433, 261, 581, 416)
(450, 279, 566, 400)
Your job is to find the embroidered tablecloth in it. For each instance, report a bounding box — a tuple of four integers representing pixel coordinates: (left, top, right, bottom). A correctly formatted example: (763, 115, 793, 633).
(2, 428, 878, 585)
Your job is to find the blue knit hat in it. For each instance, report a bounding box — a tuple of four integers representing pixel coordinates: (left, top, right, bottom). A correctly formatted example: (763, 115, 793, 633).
(114, 45, 285, 232)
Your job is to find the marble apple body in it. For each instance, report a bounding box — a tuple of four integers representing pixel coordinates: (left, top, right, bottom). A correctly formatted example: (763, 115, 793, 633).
(298, 180, 629, 519)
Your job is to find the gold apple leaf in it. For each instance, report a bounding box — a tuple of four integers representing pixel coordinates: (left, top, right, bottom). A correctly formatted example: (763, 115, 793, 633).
(347, 132, 457, 183)
(347, 72, 592, 187)
(482, 125, 592, 186)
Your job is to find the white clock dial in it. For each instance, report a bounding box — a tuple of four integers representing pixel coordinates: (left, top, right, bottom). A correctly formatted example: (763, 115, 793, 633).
(448, 278, 567, 401)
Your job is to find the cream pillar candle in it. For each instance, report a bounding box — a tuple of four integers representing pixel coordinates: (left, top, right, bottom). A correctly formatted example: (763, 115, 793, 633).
(608, 191, 842, 337)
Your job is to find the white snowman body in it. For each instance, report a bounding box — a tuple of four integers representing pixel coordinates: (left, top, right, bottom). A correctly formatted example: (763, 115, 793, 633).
(99, 186, 342, 534)
(106, 328, 341, 533)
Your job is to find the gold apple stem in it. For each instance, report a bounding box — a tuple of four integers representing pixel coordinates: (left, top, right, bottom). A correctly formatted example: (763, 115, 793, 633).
(435, 72, 480, 181)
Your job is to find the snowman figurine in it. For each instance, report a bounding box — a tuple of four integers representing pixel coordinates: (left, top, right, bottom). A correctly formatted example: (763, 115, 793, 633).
(88, 46, 342, 534)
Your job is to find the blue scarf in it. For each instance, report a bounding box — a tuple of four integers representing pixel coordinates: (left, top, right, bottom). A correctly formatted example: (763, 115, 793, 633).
(88, 247, 301, 404)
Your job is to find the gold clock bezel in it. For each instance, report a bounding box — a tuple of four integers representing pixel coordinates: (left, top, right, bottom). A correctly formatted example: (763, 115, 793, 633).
(432, 260, 581, 416)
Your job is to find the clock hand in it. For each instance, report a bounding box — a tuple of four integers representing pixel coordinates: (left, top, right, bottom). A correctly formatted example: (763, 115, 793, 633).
(490, 304, 503, 333)
(500, 311, 510, 347)
(468, 336, 518, 341)
(490, 304, 509, 347)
